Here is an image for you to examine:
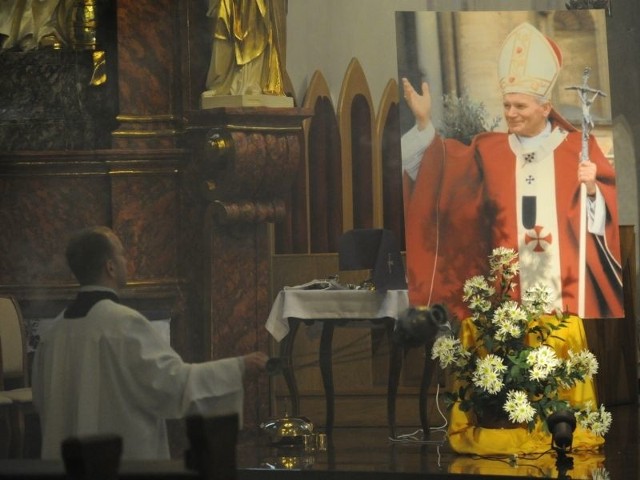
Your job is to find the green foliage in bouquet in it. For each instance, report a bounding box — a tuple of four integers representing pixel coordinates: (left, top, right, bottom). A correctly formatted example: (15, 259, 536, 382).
(438, 93, 501, 145)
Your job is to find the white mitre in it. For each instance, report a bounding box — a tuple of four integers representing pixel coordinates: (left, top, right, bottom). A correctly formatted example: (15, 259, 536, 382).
(498, 22, 563, 99)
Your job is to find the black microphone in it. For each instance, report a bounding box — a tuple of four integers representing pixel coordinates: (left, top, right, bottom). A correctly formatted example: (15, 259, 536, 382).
(522, 196, 536, 229)
(266, 357, 284, 376)
(393, 305, 451, 348)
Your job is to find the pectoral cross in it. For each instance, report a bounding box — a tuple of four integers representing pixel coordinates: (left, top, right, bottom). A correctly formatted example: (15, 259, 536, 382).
(565, 67, 607, 162)
(387, 253, 394, 273)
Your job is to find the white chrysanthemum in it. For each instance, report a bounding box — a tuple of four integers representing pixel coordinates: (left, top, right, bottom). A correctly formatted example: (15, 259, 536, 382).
(521, 283, 553, 315)
(587, 405, 613, 437)
(503, 390, 536, 424)
(489, 247, 519, 278)
(566, 349, 599, 378)
(492, 300, 527, 341)
(463, 276, 495, 305)
(472, 354, 507, 394)
(467, 295, 492, 313)
(431, 335, 470, 368)
(463, 275, 490, 293)
(590, 467, 611, 480)
(526, 345, 561, 381)
(577, 403, 612, 437)
(495, 322, 522, 341)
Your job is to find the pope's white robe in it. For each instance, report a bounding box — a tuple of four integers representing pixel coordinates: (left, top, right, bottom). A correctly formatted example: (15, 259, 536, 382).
(32, 296, 245, 460)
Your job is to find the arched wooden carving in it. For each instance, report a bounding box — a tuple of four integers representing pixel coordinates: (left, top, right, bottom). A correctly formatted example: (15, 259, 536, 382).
(283, 70, 297, 106)
(273, 70, 307, 252)
(303, 70, 343, 253)
(337, 58, 375, 231)
(376, 79, 405, 250)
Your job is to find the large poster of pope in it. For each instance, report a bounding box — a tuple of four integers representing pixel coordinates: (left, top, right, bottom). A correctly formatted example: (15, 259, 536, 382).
(396, 10, 623, 320)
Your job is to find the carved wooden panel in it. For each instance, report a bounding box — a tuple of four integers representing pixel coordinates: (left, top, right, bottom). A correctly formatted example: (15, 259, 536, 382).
(338, 58, 375, 231)
(377, 79, 406, 250)
(304, 71, 343, 254)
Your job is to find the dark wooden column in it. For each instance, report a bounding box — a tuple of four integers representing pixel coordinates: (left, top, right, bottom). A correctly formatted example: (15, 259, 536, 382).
(185, 107, 311, 426)
(111, 0, 183, 149)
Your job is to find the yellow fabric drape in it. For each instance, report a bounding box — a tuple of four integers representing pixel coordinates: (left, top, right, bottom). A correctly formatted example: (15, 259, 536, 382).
(448, 450, 606, 477)
(448, 315, 605, 455)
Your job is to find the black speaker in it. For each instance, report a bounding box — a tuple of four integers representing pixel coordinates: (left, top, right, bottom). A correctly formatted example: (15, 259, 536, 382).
(393, 304, 450, 348)
(547, 410, 577, 451)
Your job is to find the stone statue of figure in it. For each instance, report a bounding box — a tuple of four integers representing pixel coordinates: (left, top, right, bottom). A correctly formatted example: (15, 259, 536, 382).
(0, 0, 74, 50)
(205, 0, 287, 96)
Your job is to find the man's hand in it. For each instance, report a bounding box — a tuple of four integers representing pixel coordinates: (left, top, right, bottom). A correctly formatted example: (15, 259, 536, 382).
(402, 78, 432, 131)
(242, 351, 269, 378)
(578, 160, 597, 196)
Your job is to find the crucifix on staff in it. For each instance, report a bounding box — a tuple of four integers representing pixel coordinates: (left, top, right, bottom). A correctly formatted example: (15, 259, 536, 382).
(566, 67, 609, 318)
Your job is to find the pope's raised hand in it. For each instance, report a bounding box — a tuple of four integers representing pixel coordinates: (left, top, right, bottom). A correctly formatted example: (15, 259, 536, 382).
(402, 77, 432, 131)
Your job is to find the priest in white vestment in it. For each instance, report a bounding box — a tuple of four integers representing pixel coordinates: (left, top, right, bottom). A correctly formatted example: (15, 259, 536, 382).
(32, 226, 268, 460)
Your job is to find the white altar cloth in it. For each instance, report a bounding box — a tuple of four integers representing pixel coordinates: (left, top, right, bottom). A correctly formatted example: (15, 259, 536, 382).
(265, 289, 409, 342)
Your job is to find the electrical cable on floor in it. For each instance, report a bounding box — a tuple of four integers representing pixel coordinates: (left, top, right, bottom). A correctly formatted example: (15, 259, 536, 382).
(388, 383, 448, 445)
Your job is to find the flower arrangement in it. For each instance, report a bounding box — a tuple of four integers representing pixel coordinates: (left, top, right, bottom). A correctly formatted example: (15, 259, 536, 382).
(431, 247, 611, 436)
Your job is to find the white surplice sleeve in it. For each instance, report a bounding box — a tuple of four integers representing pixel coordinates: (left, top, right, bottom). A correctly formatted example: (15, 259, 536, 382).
(118, 310, 245, 422)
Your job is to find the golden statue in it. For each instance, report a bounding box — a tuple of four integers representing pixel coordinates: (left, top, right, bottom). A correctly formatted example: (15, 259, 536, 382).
(204, 0, 288, 98)
(0, 0, 105, 86)
(0, 0, 75, 50)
